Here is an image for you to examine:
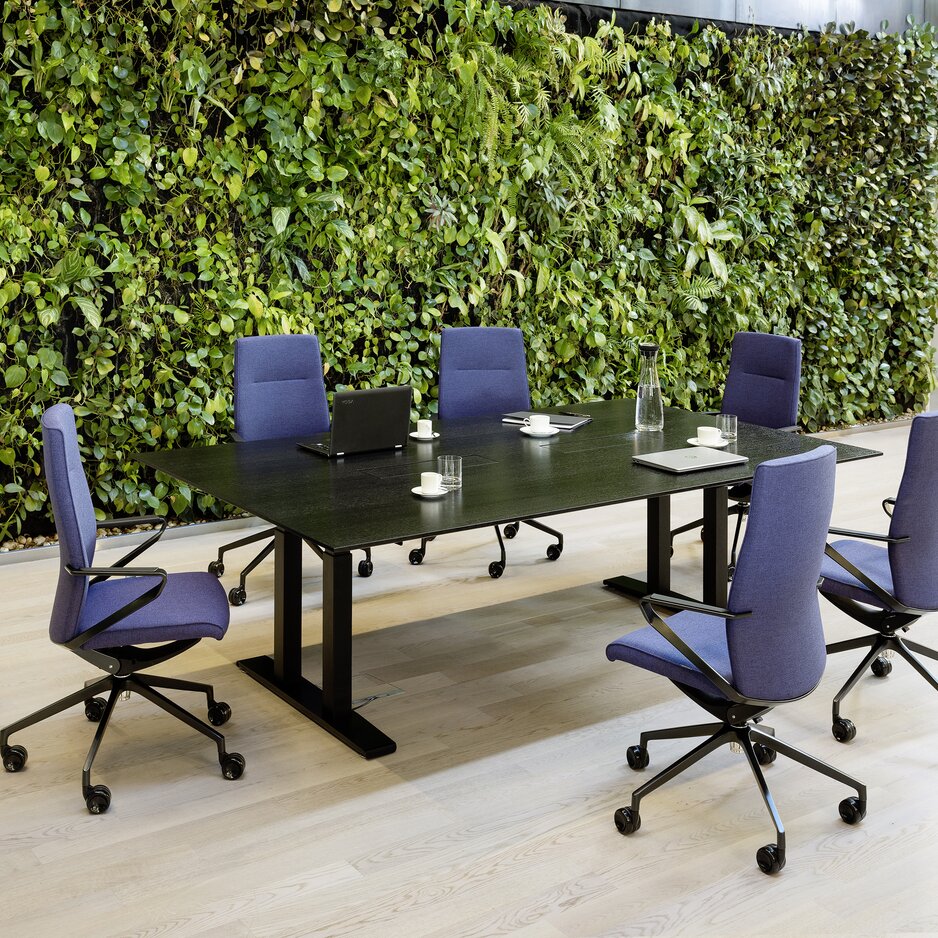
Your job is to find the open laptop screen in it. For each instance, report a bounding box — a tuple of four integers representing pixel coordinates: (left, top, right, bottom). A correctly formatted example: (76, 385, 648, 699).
(298, 386, 412, 457)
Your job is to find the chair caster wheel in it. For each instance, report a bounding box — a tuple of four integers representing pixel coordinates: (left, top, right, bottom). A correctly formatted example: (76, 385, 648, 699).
(871, 656, 892, 678)
(358, 559, 374, 577)
(754, 743, 777, 766)
(488, 561, 504, 579)
(756, 843, 785, 874)
(85, 784, 111, 814)
(208, 702, 232, 726)
(626, 745, 649, 770)
(614, 806, 641, 835)
(84, 697, 107, 722)
(228, 587, 247, 606)
(2, 744, 27, 772)
(408, 549, 424, 566)
(208, 560, 225, 577)
(832, 717, 856, 743)
(839, 796, 866, 825)
(504, 523, 519, 539)
(221, 752, 246, 780)
(546, 544, 562, 561)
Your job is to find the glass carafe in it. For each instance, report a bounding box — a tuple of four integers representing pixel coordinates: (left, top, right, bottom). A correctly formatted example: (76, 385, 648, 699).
(635, 342, 664, 432)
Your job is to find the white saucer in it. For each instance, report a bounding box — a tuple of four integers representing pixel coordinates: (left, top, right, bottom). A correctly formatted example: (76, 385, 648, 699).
(409, 431, 440, 441)
(688, 436, 729, 448)
(520, 426, 560, 439)
(412, 485, 447, 499)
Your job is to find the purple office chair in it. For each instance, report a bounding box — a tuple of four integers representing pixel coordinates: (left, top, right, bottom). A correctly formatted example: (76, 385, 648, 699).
(607, 447, 866, 874)
(0, 404, 244, 814)
(819, 411, 938, 743)
(407, 326, 563, 578)
(209, 334, 373, 605)
(671, 331, 802, 575)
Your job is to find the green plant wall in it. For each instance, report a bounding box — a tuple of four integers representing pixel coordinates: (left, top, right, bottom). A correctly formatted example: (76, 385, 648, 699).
(2, 0, 938, 537)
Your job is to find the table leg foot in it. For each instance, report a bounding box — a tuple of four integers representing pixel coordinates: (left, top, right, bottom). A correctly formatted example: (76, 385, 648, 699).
(236, 654, 397, 759)
(602, 575, 698, 604)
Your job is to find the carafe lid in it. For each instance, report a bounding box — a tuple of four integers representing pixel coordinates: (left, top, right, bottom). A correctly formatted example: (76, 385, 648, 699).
(639, 342, 659, 356)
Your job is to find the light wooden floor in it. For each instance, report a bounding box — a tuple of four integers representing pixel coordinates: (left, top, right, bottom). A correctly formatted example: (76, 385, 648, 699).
(2, 423, 937, 937)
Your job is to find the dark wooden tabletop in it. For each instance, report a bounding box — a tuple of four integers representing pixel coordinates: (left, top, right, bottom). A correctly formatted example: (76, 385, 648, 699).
(137, 399, 879, 553)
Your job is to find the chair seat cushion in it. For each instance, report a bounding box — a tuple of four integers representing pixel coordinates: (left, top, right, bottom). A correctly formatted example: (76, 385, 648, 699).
(76, 572, 230, 649)
(606, 610, 734, 700)
(819, 539, 895, 610)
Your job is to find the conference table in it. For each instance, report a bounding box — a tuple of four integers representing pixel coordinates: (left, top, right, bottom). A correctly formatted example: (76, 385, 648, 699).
(138, 399, 878, 758)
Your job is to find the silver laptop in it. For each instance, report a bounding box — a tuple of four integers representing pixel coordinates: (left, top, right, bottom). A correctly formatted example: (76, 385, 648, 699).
(298, 386, 412, 458)
(632, 447, 748, 474)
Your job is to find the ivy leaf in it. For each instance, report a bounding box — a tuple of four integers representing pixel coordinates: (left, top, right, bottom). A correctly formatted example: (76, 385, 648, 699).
(37, 109, 64, 145)
(330, 219, 354, 239)
(326, 165, 348, 182)
(272, 206, 290, 234)
(38, 307, 59, 327)
(4, 365, 26, 388)
(309, 191, 344, 210)
(293, 256, 310, 282)
(706, 247, 728, 282)
(247, 294, 264, 317)
(680, 249, 694, 277)
(71, 295, 102, 329)
(182, 147, 198, 168)
(535, 265, 550, 295)
(484, 228, 508, 271)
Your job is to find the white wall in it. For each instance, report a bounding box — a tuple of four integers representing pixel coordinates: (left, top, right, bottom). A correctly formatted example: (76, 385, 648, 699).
(610, 0, 936, 32)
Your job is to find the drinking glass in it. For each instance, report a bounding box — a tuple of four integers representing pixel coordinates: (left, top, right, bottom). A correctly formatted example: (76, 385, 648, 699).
(718, 413, 738, 442)
(438, 455, 463, 490)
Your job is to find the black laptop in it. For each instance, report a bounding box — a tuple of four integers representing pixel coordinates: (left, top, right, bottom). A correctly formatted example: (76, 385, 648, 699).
(298, 386, 413, 458)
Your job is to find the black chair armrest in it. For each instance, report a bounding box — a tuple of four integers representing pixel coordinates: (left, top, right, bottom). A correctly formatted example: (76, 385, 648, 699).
(642, 593, 752, 619)
(71, 565, 166, 578)
(882, 497, 896, 517)
(639, 597, 750, 704)
(821, 544, 898, 610)
(96, 515, 165, 531)
(827, 527, 908, 544)
(64, 565, 167, 648)
(93, 515, 168, 580)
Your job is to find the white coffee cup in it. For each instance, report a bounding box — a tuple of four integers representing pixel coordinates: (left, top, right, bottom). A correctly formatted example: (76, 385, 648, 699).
(416, 419, 433, 439)
(697, 425, 722, 446)
(524, 414, 552, 433)
(420, 471, 443, 493)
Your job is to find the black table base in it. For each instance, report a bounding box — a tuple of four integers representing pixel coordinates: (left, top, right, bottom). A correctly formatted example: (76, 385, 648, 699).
(235, 530, 397, 759)
(603, 487, 729, 607)
(236, 654, 396, 758)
